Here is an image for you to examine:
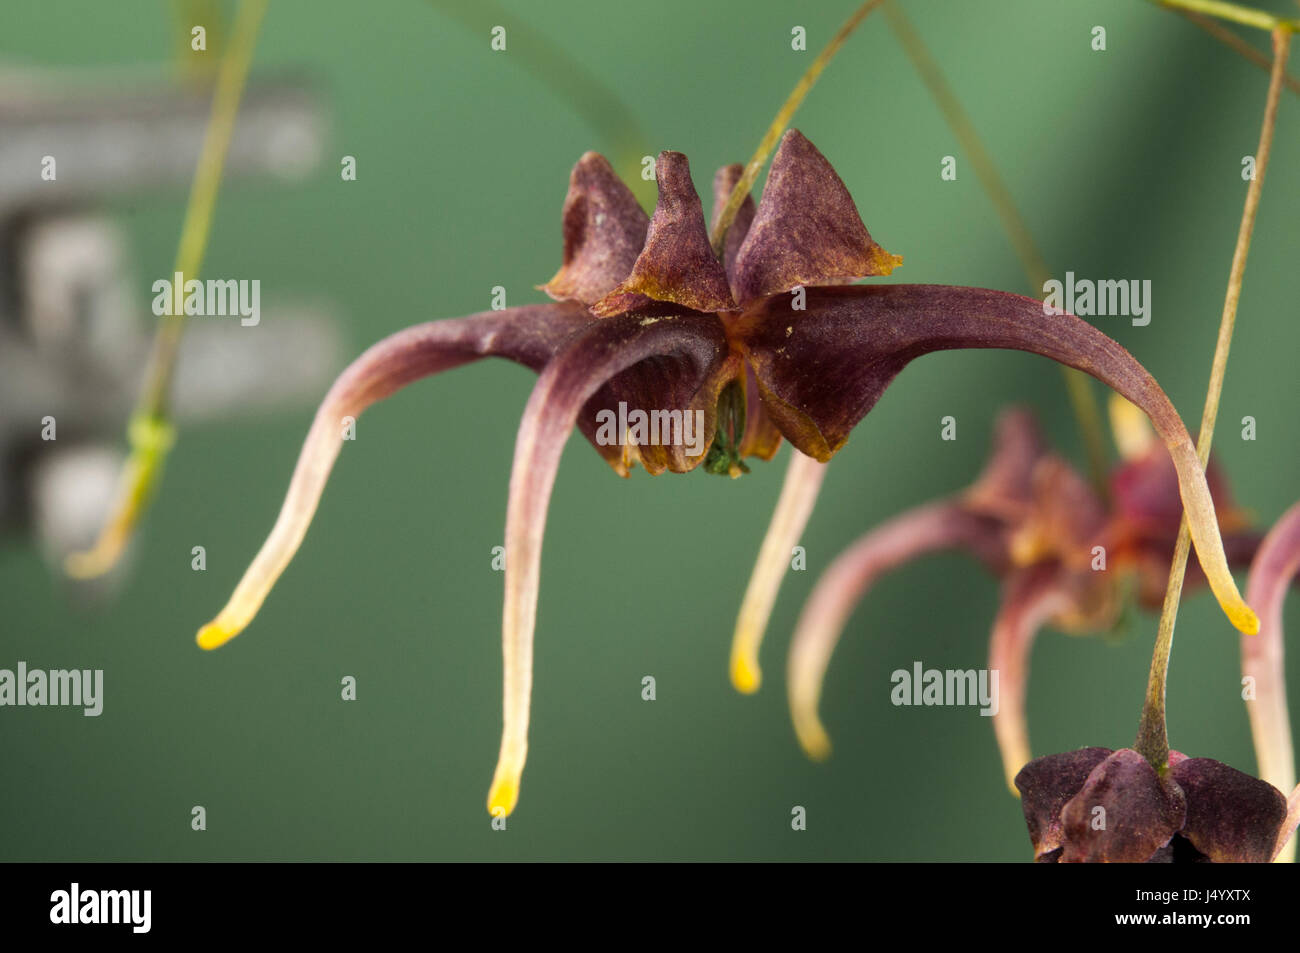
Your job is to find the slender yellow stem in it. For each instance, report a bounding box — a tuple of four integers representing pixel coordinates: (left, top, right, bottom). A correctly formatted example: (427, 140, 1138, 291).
(65, 0, 269, 579)
(1152, 0, 1300, 33)
(709, 0, 888, 255)
(1135, 27, 1290, 770)
(882, 0, 1110, 494)
(1173, 7, 1300, 94)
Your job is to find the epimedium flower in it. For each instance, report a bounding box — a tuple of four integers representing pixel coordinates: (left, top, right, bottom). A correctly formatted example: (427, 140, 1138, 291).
(195, 128, 1258, 817)
(1015, 747, 1295, 863)
(779, 400, 1261, 790)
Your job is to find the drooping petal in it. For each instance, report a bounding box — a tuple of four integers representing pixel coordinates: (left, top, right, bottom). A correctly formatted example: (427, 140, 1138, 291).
(1170, 757, 1287, 863)
(787, 500, 1004, 759)
(1060, 749, 1187, 863)
(592, 152, 735, 317)
(541, 152, 649, 306)
(1128, 530, 1261, 610)
(711, 163, 757, 289)
(988, 566, 1081, 793)
(1014, 747, 1113, 861)
(195, 303, 594, 651)
(737, 284, 1259, 635)
(730, 449, 827, 695)
(489, 312, 729, 817)
(1111, 442, 1248, 539)
(730, 129, 901, 307)
(1242, 501, 1300, 860)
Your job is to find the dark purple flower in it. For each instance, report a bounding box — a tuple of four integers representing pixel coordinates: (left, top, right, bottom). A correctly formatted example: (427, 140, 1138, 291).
(195, 130, 1257, 817)
(1016, 747, 1293, 863)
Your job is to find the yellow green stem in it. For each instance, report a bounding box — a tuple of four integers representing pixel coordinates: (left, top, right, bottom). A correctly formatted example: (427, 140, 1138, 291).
(1172, 7, 1300, 94)
(709, 0, 888, 255)
(1135, 26, 1291, 770)
(65, 0, 268, 579)
(1152, 0, 1300, 33)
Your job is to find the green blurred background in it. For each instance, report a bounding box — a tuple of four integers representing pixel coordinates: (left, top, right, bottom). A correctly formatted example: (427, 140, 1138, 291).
(2, 0, 1297, 861)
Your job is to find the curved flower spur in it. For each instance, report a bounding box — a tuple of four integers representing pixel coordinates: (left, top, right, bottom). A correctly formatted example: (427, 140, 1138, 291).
(778, 400, 1262, 789)
(196, 129, 1258, 817)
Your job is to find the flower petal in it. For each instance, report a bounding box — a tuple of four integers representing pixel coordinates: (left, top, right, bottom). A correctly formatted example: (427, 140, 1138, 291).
(736, 361, 785, 462)
(1008, 456, 1108, 570)
(1170, 757, 1287, 863)
(489, 311, 729, 816)
(737, 284, 1260, 634)
(711, 163, 757, 289)
(541, 152, 649, 306)
(730, 449, 827, 695)
(1242, 501, 1300, 859)
(989, 566, 1081, 792)
(961, 407, 1048, 523)
(1280, 785, 1300, 863)
(1060, 749, 1187, 863)
(730, 130, 901, 307)
(592, 151, 735, 317)
(787, 500, 1004, 759)
(1014, 747, 1114, 861)
(195, 303, 594, 651)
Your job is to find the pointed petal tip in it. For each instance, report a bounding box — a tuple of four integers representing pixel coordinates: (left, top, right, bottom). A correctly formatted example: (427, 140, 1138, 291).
(1232, 602, 1261, 636)
(196, 618, 241, 651)
(593, 149, 734, 315)
(731, 129, 899, 305)
(487, 774, 520, 818)
(543, 150, 649, 306)
(730, 653, 762, 694)
(795, 720, 832, 762)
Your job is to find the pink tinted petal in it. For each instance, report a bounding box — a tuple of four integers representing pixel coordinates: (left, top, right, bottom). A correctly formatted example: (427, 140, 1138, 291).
(1243, 501, 1300, 858)
(989, 565, 1079, 792)
(489, 312, 729, 816)
(196, 303, 593, 650)
(962, 407, 1048, 522)
(786, 500, 1002, 760)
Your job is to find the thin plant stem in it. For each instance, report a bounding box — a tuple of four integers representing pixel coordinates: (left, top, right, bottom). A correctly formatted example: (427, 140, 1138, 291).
(882, 0, 1110, 495)
(1135, 26, 1291, 770)
(1152, 0, 1300, 33)
(429, 0, 653, 206)
(709, 0, 888, 255)
(1174, 7, 1300, 94)
(65, 0, 269, 579)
